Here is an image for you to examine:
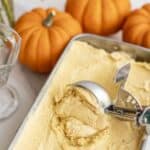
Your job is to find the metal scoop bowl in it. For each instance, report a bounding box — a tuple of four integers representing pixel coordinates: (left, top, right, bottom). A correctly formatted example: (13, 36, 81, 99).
(74, 81, 111, 110)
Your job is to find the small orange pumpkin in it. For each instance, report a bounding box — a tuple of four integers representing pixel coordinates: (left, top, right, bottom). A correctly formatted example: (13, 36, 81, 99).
(15, 8, 82, 73)
(123, 4, 150, 48)
(66, 0, 131, 35)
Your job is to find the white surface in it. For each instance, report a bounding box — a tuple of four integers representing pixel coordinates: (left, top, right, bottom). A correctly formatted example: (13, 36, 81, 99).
(0, 0, 149, 150)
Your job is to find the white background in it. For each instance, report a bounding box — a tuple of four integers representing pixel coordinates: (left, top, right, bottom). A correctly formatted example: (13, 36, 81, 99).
(14, 0, 150, 18)
(0, 0, 149, 150)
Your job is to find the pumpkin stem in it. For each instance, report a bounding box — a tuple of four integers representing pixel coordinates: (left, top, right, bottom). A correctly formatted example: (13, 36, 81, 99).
(43, 10, 56, 27)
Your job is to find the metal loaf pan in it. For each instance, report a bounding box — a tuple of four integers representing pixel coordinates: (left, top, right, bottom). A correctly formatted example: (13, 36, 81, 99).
(9, 34, 150, 149)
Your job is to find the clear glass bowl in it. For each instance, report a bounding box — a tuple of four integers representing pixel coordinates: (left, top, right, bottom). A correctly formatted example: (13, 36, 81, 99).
(0, 23, 21, 120)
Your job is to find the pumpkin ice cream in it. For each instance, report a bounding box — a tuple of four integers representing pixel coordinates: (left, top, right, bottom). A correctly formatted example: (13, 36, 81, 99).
(11, 41, 150, 150)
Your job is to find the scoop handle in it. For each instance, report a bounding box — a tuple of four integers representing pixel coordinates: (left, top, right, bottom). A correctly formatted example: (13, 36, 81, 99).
(141, 135, 150, 150)
(105, 105, 136, 121)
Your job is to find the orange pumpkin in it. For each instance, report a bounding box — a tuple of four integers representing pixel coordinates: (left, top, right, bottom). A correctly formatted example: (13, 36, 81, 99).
(15, 8, 82, 73)
(66, 0, 131, 35)
(123, 4, 150, 48)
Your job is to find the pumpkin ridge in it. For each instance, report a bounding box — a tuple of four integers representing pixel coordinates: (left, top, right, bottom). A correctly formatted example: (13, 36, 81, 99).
(97, 0, 103, 33)
(66, 0, 89, 28)
(100, 0, 116, 34)
(54, 16, 72, 24)
(35, 30, 43, 72)
(18, 33, 29, 63)
(127, 13, 149, 21)
(112, 0, 129, 29)
(82, 0, 90, 31)
(136, 9, 150, 18)
(53, 19, 81, 37)
(99, 0, 103, 33)
(17, 12, 43, 24)
(109, 0, 120, 31)
(19, 28, 40, 64)
(15, 24, 42, 35)
(15, 12, 43, 33)
(143, 5, 150, 16)
(22, 28, 41, 67)
(123, 23, 150, 44)
(141, 8, 150, 17)
(47, 30, 54, 69)
(31, 11, 43, 19)
(54, 16, 74, 25)
(143, 4, 150, 11)
(19, 27, 41, 37)
(98, 0, 103, 33)
(38, 29, 52, 72)
(53, 26, 70, 46)
(48, 27, 69, 66)
(123, 20, 150, 31)
(83, 0, 102, 34)
(25, 30, 42, 71)
(16, 12, 42, 24)
(102, 0, 118, 35)
(49, 30, 57, 68)
(37, 29, 51, 72)
(46, 29, 52, 70)
(15, 23, 41, 34)
(124, 23, 150, 34)
(112, 0, 120, 24)
(123, 13, 150, 31)
(142, 30, 150, 47)
(52, 25, 70, 40)
(32, 8, 47, 19)
(135, 25, 150, 45)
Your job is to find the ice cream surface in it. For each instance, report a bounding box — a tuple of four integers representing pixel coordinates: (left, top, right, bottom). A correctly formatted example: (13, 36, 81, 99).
(12, 41, 150, 150)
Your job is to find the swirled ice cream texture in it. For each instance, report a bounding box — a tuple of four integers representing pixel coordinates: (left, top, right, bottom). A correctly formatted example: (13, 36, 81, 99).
(12, 41, 150, 150)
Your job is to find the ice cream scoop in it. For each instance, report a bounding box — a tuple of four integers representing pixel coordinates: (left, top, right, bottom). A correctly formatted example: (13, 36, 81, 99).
(73, 64, 139, 121)
(72, 63, 150, 150)
(73, 80, 138, 121)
